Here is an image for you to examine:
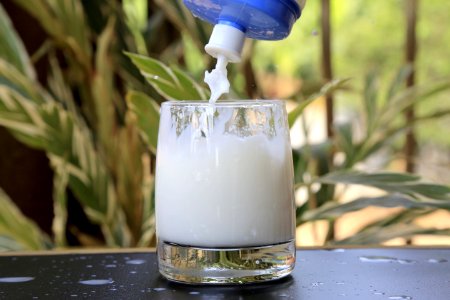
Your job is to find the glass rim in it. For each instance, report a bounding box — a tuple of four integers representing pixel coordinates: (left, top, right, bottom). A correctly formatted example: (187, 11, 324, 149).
(161, 100, 285, 108)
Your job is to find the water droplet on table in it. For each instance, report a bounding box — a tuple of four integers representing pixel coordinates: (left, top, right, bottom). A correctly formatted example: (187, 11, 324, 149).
(79, 279, 113, 285)
(153, 288, 166, 292)
(0, 277, 35, 283)
(126, 259, 146, 265)
(311, 282, 324, 287)
(189, 292, 200, 295)
(388, 296, 412, 300)
(105, 264, 116, 268)
(397, 259, 416, 265)
(330, 248, 346, 253)
(359, 256, 396, 263)
(427, 258, 447, 263)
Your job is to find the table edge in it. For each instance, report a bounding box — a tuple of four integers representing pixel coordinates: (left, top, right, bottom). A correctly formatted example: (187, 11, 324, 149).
(1, 245, 449, 257)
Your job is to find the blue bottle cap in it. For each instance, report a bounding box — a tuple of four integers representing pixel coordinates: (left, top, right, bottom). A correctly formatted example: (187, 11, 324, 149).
(183, 0, 302, 40)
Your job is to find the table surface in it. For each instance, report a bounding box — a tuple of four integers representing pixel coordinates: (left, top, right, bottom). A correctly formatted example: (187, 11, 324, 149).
(0, 248, 449, 300)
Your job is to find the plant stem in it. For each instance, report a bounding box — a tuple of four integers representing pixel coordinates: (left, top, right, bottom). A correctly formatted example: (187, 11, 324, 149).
(405, 0, 418, 246)
(404, 0, 418, 174)
(321, 0, 336, 243)
(321, 0, 334, 139)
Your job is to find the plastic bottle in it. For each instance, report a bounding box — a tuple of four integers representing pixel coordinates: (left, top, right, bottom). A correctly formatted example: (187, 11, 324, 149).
(183, 0, 306, 63)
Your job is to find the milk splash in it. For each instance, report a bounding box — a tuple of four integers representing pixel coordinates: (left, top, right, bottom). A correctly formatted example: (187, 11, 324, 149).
(204, 55, 230, 103)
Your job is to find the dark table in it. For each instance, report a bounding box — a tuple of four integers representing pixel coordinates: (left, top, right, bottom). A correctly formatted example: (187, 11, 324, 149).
(0, 248, 449, 299)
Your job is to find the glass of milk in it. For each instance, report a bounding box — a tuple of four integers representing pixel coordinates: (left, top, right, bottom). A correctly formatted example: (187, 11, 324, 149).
(155, 100, 295, 284)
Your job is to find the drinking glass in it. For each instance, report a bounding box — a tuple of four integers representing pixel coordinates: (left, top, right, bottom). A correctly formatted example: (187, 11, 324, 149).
(155, 100, 295, 284)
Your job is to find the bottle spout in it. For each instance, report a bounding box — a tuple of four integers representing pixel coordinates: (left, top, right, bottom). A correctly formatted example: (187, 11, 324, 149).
(205, 23, 246, 63)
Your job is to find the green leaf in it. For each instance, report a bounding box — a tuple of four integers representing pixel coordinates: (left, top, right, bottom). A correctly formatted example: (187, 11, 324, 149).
(334, 224, 450, 245)
(0, 85, 49, 149)
(363, 71, 378, 134)
(292, 149, 308, 185)
(288, 97, 317, 128)
(137, 153, 155, 247)
(47, 54, 79, 117)
(293, 142, 333, 186)
(302, 194, 450, 221)
(335, 122, 355, 166)
(398, 184, 450, 199)
(318, 171, 450, 199)
(0, 189, 51, 251)
(126, 52, 175, 83)
(296, 201, 310, 226)
(386, 65, 413, 101)
(381, 79, 450, 125)
(288, 78, 350, 128)
(50, 158, 69, 247)
(13, 0, 92, 69)
(126, 91, 160, 155)
(357, 209, 433, 233)
(93, 17, 118, 155)
(0, 86, 132, 247)
(123, 0, 147, 31)
(0, 4, 35, 79)
(123, 0, 148, 55)
(319, 171, 420, 185)
(318, 170, 450, 199)
(40, 105, 129, 245)
(172, 66, 208, 100)
(0, 60, 49, 104)
(125, 52, 208, 100)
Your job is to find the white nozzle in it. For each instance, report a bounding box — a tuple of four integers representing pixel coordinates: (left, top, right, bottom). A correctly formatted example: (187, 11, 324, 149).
(205, 24, 246, 63)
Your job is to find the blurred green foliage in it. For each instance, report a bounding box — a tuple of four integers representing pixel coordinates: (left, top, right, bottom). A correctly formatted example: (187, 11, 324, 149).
(254, 1, 450, 80)
(253, 0, 450, 145)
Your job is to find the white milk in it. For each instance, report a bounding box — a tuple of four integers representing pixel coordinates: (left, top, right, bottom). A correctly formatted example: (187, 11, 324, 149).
(204, 55, 230, 103)
(156, 103, 295, 248)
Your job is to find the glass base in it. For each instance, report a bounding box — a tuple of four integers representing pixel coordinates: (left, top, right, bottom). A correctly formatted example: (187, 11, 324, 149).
(157, 239, 295, 285)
